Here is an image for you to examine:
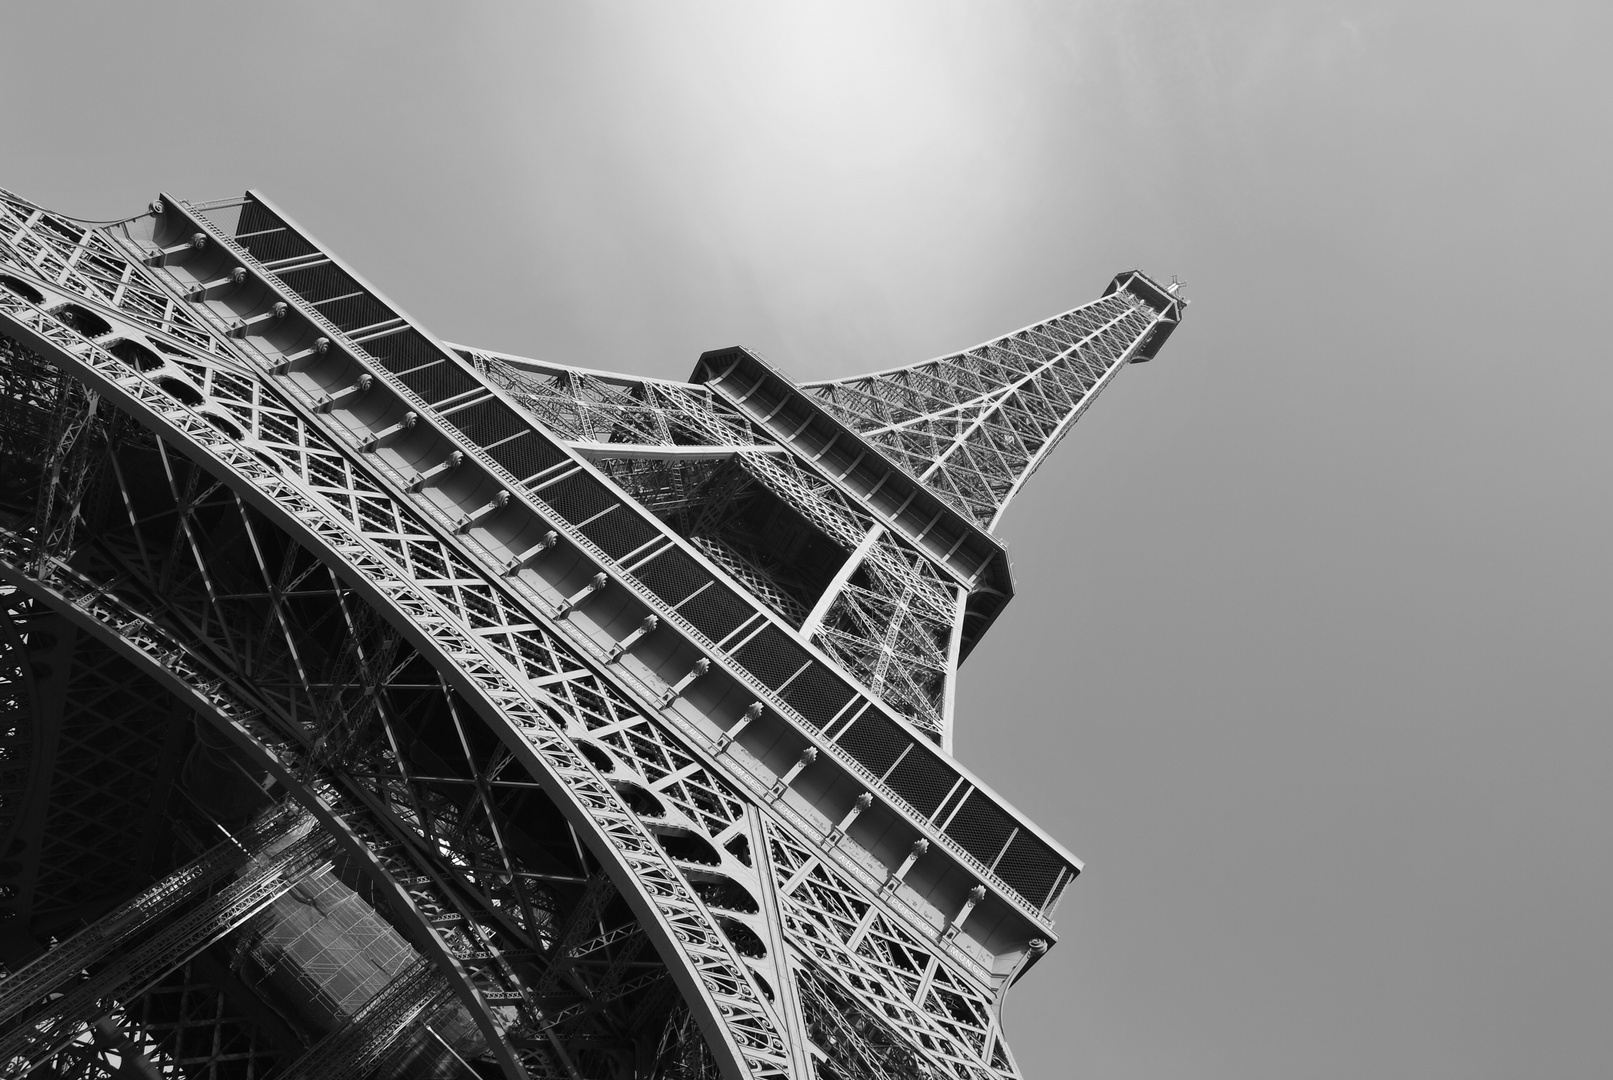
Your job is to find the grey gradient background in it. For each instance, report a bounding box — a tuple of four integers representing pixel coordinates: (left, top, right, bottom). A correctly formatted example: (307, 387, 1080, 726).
(3, 3, 1609, 1077)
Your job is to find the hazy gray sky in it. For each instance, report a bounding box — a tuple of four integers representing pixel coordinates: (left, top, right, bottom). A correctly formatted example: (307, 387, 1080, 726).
(4, 3, 1609, 1077)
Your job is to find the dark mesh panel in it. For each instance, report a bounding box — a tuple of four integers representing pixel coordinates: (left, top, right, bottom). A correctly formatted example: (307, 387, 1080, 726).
(946, 793, 1017, 868)
(275, 261, 363, 304)
(580, 507, 660, 561)
(779, 664, 855, 731)
(731, 625, 809, 691)
(447, 398, 527, 450)
(237, 226, 313, 265)
(931, 781, 969, 824)
(993, 833, 1064, 909)
(487, 431, 566, 481)
(1042, 869, 1075, 912)
(236, 203, 317, 265)
(884, 748, 957, 818)
(834, 714, 907, 780)
(400, 360, 478, 404)
(677, 582, 752, 644)
(632, 549, 709, 608)
(364, 329, 442, 375)
(538, 473, 615, 527)
(237, 200, 284, 237)
(319, 292, 395, 334)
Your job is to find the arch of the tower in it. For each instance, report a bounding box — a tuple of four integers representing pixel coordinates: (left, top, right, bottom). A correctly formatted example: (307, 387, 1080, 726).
(0, 586, 497, 1077)
(0, 330, 743, 1080)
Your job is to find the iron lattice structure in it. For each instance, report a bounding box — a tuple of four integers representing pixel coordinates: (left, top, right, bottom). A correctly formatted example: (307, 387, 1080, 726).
(0, 186, 1183, 1080)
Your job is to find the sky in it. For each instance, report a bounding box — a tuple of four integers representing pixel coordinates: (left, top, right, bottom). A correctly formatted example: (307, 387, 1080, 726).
(4, 3, 1610, 1078)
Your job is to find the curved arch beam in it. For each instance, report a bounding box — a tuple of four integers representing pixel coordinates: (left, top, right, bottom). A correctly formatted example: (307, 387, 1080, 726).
(0, 561, 531, 1080)
(0, 300, 790, 1079)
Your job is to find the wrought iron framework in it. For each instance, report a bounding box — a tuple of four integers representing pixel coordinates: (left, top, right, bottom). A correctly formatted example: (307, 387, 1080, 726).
(0, 184, 1183, 1080)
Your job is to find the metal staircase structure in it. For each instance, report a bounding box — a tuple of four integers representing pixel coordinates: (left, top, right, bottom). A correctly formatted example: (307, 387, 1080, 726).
(0, 185, 1184, 1080)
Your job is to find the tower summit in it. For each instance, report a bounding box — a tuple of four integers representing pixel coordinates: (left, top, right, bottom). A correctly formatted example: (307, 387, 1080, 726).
(0, 187, 1182, 1079)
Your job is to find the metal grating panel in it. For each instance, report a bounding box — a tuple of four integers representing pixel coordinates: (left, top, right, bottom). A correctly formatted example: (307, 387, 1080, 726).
(731, 625, 809, 691)
(580, 505, 660, 561)
(833, 713, 908, 779)
(931, 780, 969, 824)
(945, 792, 1017, 869)
(1043, 869, 1075, 913)
(676, 580, 753, 644)
(446, 397, 529, 450)
(779, 663, 856, 731)
(992, 832, 1063, 910)
(486, 429, 567, 481)
(364, 328, 444, 376)
(632, 548, 710, 608)
(538, 472, 617, 527)
(235, 202, 317, 265)
(884, 749, 957, 818)
(319, 293, 395, 335)
(275, 261, 364, 304)
(398, 358, 479, 404)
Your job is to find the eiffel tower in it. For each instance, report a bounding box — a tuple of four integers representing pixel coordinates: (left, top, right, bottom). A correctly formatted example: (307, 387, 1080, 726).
(0, 187, 1184, 1079)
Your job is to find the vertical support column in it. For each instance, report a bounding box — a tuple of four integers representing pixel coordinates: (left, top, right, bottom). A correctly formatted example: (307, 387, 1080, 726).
(0, 821, 332, 1072)
(799, 524, 885, 640)
(939, 583, 969, 755)
(0, 615, 73, 965)
(0, 808, 297, 1027)
(744, 807, 816, 1080)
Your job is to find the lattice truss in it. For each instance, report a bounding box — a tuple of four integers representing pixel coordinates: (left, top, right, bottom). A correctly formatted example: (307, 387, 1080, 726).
(0, 347, 706, 1075)
(0, 191, 1026, 1080)
(808, 529, 959, 742)
(472, 352, 963, 741)
(801, 296, 1165, 531)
